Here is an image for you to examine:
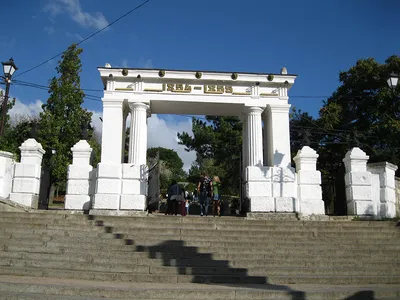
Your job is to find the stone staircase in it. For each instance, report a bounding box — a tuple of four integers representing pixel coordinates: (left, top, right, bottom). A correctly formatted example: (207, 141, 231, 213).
(0, 211, 399, 299)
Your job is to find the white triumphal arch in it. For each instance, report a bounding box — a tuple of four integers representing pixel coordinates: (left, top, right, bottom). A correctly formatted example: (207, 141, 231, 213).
(94, 65, 303, 213)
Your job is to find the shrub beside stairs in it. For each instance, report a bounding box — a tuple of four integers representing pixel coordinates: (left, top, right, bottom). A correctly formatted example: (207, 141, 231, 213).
(0, 211, 399, 299)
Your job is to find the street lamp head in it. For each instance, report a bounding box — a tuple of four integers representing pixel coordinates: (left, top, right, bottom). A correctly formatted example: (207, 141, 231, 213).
(387, 73, 399, 89)
(2, 58, 18, 79)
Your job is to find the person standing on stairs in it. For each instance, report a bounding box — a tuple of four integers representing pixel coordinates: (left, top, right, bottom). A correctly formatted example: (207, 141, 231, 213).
(166, 180, 183, 215)
(212, 176, 221, 217)
(197, 173, 212, 216)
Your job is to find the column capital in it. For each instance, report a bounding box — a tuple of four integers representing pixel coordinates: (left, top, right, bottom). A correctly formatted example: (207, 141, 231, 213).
(267, 104, 291, 113)
(245, 106, 264, 114)
(102, 99, 124, 108)
(129, 102, 149, 111)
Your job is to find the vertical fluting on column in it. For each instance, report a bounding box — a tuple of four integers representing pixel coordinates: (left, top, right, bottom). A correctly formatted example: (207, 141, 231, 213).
(128, 102, 149, 165)
(121, 107, 128, 163)
(241, 115, 248, 173)
(246, 106, 264, 167)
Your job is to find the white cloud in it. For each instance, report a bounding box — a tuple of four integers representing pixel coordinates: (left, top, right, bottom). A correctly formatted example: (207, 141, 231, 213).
(44, 26, 55, 35)
(44, 0, 109, 30)
(7, 98, 43, 125)
(147, 115, 195, 172)
(90, 110, 103, 133)
(66, 32, 84, 41)
(121, 59, 128, 68)
(138, 58, 153, 69)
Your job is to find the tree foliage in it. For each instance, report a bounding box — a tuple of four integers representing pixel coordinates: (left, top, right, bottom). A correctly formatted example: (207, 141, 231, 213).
(178, 116, 242, 195)
(147, 147, 186, 189)
(318, 55, 400, 174)
(37, 44, 93, 185)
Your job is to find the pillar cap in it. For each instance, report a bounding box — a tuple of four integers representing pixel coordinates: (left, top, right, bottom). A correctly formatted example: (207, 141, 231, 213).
(71, 140, 92, 152)
(343, 147, 369, 161)
(19, 138, 45, 154)
(0, 151, 14, 159)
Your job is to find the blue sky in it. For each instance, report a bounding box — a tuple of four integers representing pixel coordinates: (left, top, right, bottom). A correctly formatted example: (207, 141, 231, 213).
(1, 0, 399, 169)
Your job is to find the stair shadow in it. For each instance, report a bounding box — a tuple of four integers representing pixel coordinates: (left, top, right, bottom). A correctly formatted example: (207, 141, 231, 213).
(88, 215, 383, 300)
(90, 215, 306, 300)
(135, 239, 306, 300)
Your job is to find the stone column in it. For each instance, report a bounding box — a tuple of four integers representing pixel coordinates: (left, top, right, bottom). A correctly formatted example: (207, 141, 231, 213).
(65, 140, 93, 211)
(10, 139, 45, 208)
(293, 146, 324, 215)
(128, 102, 149, 165)
(343, 148, 373, 215)
(93, 99, 124, 210)
(100, 99, 124, 164)
(120, 102, 149, 211)
(264, 104, 291, 167)
(246, 106, 263, 167)
(368, 162, 398, 218)
(0, 151, 14, 199)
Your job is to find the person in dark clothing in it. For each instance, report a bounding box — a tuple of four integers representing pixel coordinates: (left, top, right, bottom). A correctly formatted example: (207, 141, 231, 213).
(197, 173, 212, 216)
(166, 180, 183, 215)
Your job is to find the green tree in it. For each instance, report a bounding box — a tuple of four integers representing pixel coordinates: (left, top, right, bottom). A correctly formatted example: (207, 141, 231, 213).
(0, 91, 16, 150)
(0, 116, 38, 159)
(37, 44, 93, 187)
(147, 147, 186, 189)
(319, 56, 400, 174)
(178, 116, 242, 195)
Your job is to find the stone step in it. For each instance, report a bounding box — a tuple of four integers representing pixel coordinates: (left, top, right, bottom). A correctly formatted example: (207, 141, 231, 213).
(1, 225, 399, 242)
(1, 281, 400, 300)
(0, 213, 397, 228)
(0, 256, 398, 277)
(1, 220, 398, 234)
(2, 242, 399, 259)
(0, 214, 397, 229)
(0, 266, 399, 285)
(2, 250, 396, 265)
(1, 220, 398, 237)
(2, 237, 400, 254)
(2, 230, 399, 247)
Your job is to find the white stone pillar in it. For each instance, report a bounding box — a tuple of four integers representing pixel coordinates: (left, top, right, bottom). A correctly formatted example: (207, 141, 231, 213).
(294, 146, 324, 215)
(0, 151, 14, 199)
(128, 102, 149, 165)
(264, 104, 291, 167)
(101, 99, 124, 164)
(65, 140, 93, 211)
(10, 139, 45, 208)
(368, 162, 398, 218)
(119, 102, 149, 211)
(246, 106, 263, 167)
(343, 148, 373, 215)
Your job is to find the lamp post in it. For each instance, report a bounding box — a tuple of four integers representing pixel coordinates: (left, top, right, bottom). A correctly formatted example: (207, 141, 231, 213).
(0, 58, 18, 137)
(387, 73, 399, 91)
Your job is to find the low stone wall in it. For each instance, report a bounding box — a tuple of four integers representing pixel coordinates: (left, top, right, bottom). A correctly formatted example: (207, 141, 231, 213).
(396, 177, 400, 217)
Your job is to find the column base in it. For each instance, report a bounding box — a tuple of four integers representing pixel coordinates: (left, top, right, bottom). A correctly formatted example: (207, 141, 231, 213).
(89, 209, 147, 217)
(300, 199, 325, 215)
(120, 194, 146, 210)
(9, 193, 38, 209)
(65, 195, 91, 211)
(246, 212, 298, 220)
(347, 200, 375, 216)
(248, 196, 299, 212)
(93, 194, 120, 210)
(275, 196, 299, 212)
